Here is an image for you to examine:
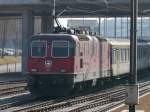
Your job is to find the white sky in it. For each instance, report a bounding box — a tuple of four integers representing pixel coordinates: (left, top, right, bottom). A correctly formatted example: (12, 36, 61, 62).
(58, 18, 100, 27)
(58, 17, 150, 27)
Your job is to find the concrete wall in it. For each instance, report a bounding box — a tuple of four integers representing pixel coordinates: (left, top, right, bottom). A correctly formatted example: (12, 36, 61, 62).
(0, 0, 52, 5)
(0, 17, 41, 49)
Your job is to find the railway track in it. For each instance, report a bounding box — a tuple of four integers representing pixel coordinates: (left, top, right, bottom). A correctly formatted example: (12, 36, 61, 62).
(0, 85, 27, 97)
(12, 88, 124, 112)
(0, 80, 26, 85)
(9, 81, 150, 112)
(0, 81, 149, 112)
(0, 94, 38, 111)
(0, 86, 122, 112)
(94, 82, 150, 112)
(68, 81, 150, 112)
(0, 80, 27, 98)
(0, 80, 28, 110)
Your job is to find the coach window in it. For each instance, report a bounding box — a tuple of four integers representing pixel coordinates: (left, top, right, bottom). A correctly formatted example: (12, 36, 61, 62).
(126, 49, 128, 61)
(144, 47, 146, 58)
(123, 49, 126, 62)
(142, 47, 144, 58)
(86, 43, 89, 55)
(84, 43, 86, 56)
(92, 42, 95, 56)
(139, 47, 141, 59)
(69, 42, 75, 57)
(124, 49, 127, 61)
(122, 49, 125, 62)
(31, 41, 47, 57)
(119, 49, 121, 62)
(121, 49, 123, 62)
(142, 47, 143, 58)
(121, 49, 124, 62)
(118, 49, 120, 62)
(141, 47, 143, 58)
(114, 49, 116, 64)
(127, 49, 129, 61)
(112, 49, 115, 64)
(140, 47, 142, 59)
(137, 47, 139, 59)
(52, 41, 69, 58)
(77, 43, 80, 56)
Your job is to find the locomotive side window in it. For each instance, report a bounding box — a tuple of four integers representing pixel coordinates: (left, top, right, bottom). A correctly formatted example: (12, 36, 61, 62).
(31, 41, 47, 57)
(69, 42, 75, 57)
(80, 59, 83, 68)
(52, 41, 69, 58)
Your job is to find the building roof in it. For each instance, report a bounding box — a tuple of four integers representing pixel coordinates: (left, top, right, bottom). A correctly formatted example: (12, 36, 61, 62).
(0, 0, 150, 17)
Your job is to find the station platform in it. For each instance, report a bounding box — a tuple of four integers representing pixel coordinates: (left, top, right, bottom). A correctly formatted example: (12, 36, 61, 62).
(111, 92, 150, 112)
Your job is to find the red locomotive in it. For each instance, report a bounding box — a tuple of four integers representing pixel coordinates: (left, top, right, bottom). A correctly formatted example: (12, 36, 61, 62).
(27, 33, 150, 96)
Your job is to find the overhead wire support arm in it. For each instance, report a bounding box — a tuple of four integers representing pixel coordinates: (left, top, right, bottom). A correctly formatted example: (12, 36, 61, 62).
(52, 0, 64, 32)
(52, 0, 61, 27)
(53, 0, 56, 17)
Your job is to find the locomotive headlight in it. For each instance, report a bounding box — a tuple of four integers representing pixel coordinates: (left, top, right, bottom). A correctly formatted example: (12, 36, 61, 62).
(45, 60, 52, 68)
(31, 69, 37, 72)
(60, 69, 66, 73)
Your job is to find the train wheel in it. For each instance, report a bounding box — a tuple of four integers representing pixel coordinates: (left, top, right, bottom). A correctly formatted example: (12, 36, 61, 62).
(84, 81, 92, 90)
(72, 84, 79, 93)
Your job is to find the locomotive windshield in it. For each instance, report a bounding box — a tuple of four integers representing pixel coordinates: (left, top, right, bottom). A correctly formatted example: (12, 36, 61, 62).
(31, 41, 47, 57)
(52, 41, 69, 57)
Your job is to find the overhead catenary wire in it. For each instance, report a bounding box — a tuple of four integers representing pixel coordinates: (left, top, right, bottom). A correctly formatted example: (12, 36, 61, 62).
(52, 1, 149, 16)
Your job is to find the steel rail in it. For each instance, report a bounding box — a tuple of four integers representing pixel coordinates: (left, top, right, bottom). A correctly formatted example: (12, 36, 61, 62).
(2, 81, 150, 112)
(0, 85, 27, 97)
(12, 88, 126, 112)
(69, 82, 150, 112)
(0, 80, 27, 85)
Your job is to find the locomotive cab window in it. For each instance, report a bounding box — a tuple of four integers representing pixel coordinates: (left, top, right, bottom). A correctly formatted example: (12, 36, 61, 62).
(52, 41, 74, 58)
(31, 41, 47, 57)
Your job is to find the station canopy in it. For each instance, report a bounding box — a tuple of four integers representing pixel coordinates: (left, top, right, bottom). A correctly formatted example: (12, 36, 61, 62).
(0, 0, 150, 17)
